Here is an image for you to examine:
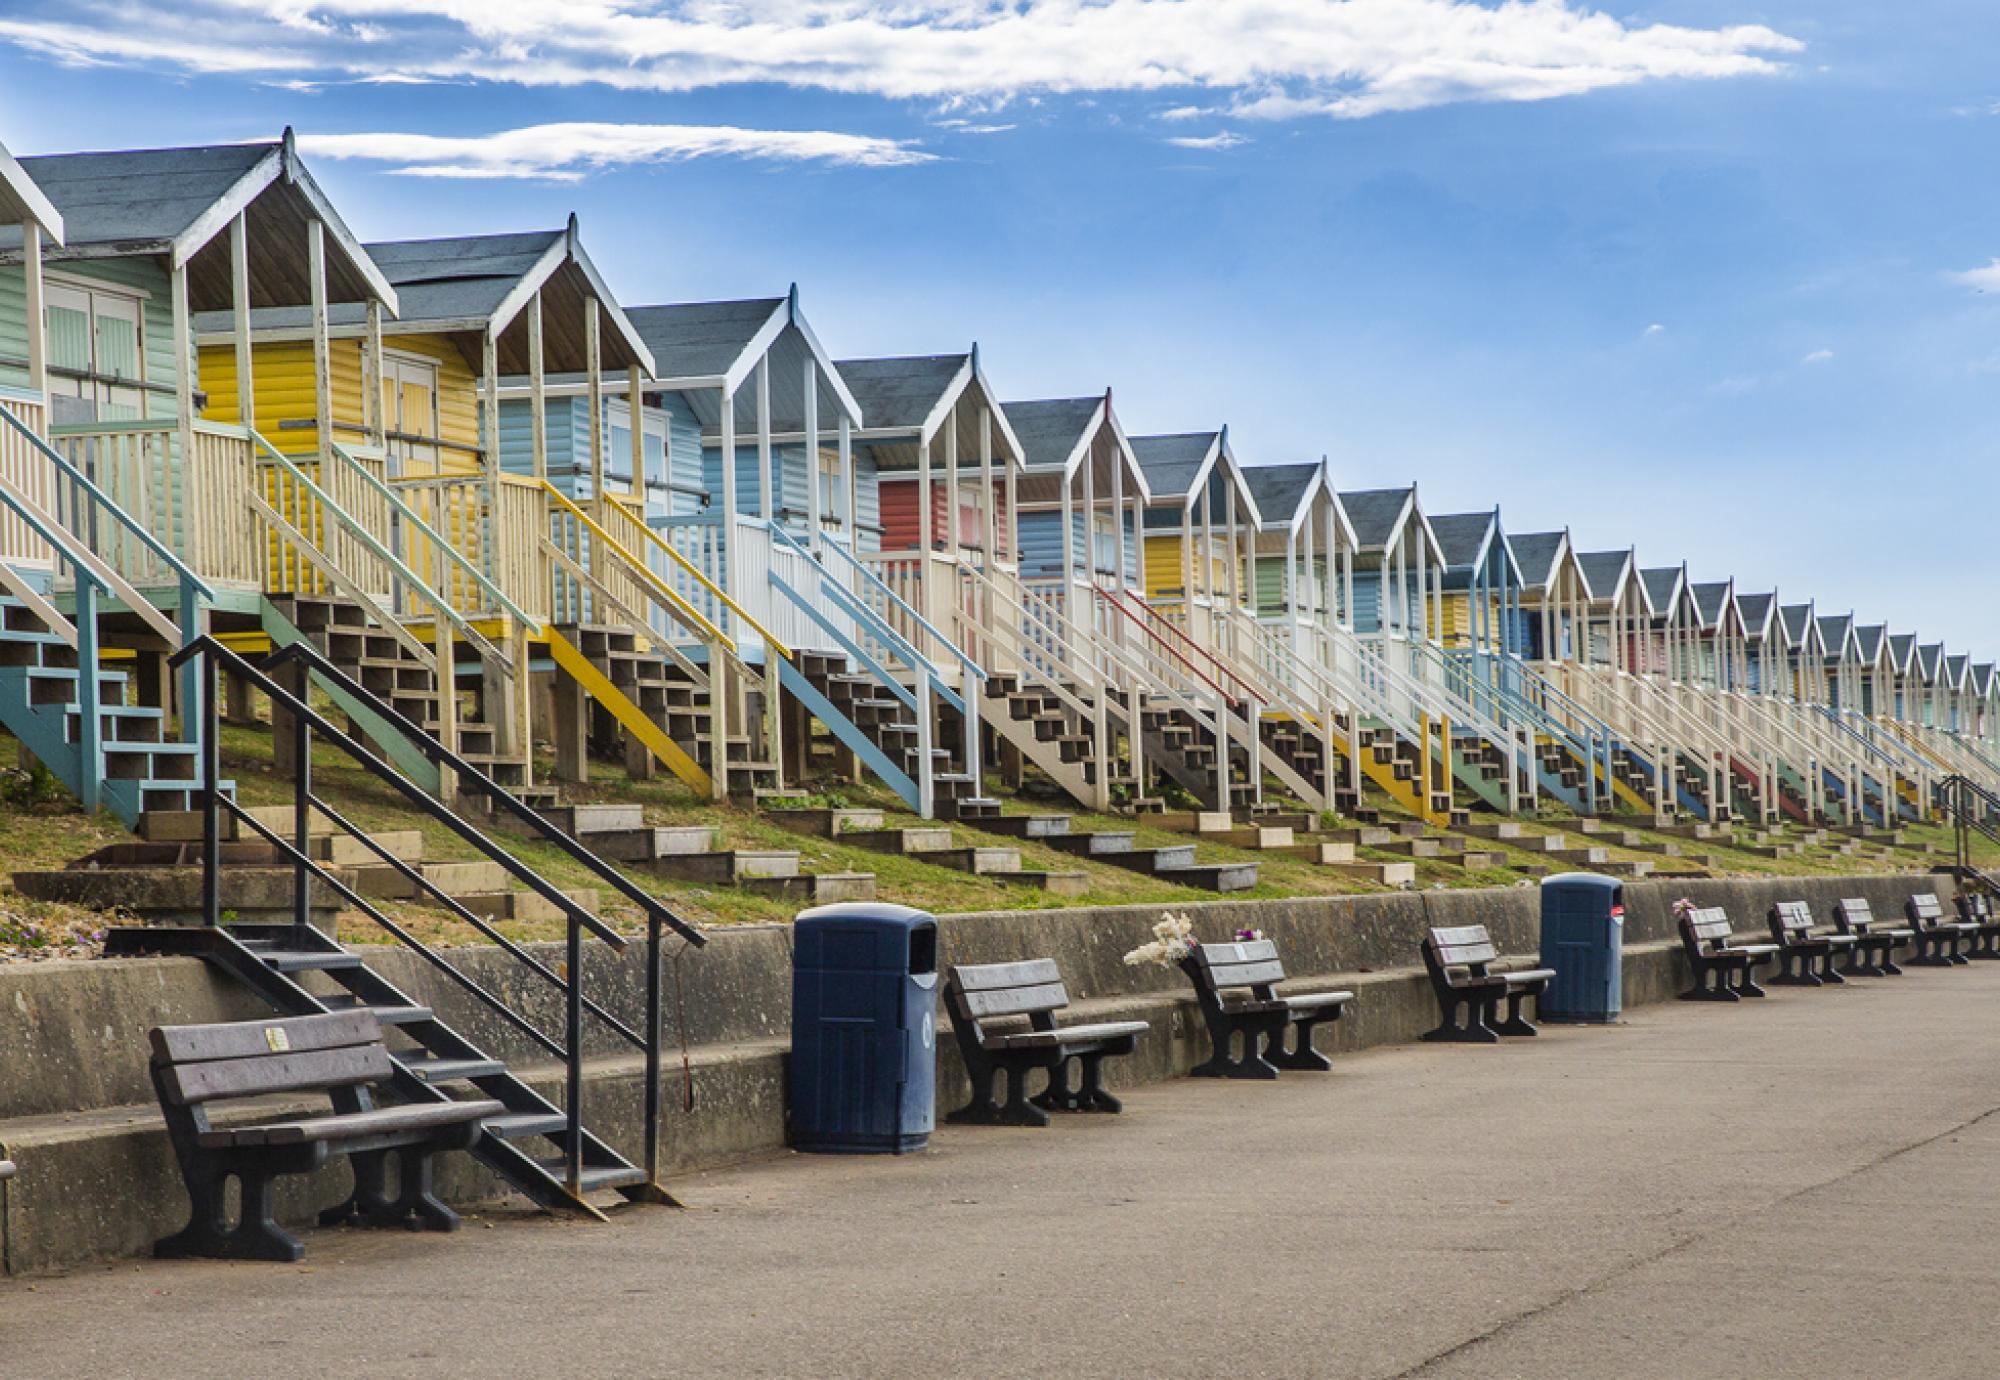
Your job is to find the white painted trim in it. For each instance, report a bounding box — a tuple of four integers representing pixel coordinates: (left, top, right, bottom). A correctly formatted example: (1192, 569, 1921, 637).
(0, 139, 62, 243)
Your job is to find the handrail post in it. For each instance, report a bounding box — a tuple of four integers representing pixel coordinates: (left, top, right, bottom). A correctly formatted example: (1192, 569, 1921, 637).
(176, 572, 204, 752)
(916, 675, 935, 818)
(293, 661, 312, 941)
(75, 579, 100, 816)
(645, 913, 663, 1189)
(199, 644, 220, 927)
(566, 916, 584, 1197)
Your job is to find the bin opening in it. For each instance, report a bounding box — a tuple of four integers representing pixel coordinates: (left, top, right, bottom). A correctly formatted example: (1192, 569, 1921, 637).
(908, 924, 937, 976)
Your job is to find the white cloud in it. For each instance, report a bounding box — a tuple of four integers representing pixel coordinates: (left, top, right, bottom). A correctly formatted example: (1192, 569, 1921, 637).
(1949, 259, 2000, 293)
(297, 121, 936, 178)
(0, 1, 1803, 121)
(1801, 348, 1833, 365)
(1166, 132, 1248, 150)
(1642, 322, 1666, 338)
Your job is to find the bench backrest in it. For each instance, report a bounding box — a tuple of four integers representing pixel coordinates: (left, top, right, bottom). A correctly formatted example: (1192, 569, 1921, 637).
(1957, 893, 1993, 921)
(1682, 906, 1734, 947)
(1189, 939, 1287, 991)
(946, 959, 1069, 1027)
(1426, 925, 1497, 971)
(1834, 897, 1875, 933)
(148, 1012, 389, 1108)
(1769, 901, 1815, 940)
(1907, 892, 1945, 928)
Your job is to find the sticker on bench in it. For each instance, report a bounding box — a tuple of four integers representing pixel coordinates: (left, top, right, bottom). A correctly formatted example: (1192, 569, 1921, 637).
(263, 1027, 292, 1053)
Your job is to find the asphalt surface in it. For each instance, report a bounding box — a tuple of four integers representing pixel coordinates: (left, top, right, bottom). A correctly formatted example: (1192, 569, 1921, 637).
(8, 962, 2000, 1379)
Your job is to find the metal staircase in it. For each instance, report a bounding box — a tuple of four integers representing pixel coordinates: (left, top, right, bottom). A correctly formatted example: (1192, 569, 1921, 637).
(107, 636, 701, 1216)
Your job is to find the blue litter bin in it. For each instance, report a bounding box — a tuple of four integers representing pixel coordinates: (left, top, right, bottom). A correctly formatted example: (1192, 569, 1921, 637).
(789, 902, 938, 1154)
(1538, 873, 1624, 1024)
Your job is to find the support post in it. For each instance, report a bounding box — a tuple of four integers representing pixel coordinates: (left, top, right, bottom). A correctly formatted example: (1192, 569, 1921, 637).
(230, 213, 254, 432)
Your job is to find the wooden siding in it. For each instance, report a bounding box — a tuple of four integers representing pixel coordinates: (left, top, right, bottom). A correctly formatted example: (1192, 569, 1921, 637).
(1018, 506, 1138, 579)
(19, 259, 183, 422)
(200, 332, 480, 465)
(1143, 532, 1235, 601)
(0, 265, 27, 392)
(877, 475, 1009, 554)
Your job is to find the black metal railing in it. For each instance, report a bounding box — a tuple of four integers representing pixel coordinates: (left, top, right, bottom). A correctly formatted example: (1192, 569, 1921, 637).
(168, 633, 704, 1196)
(1939, 775, 2000, 892)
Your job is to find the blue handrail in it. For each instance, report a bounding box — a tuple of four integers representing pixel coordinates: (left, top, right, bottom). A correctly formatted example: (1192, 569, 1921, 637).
(783, 523, 986, 683)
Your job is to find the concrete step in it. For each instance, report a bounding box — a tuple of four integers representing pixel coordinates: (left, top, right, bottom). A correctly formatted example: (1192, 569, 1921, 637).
(456, 888, 603, 923)
(1275, 840, 1358, 866)
(743, 871, 876, 903)
(924, 846, 1023, 876)
(1458, 822, 1526, 841)
(648, 850, 801, 884)
(351, 859, 511, 900)
(1154, 862, 1260, 893)
(140, 804, 339, 843)
(971, 813, 1074, 840)
(310, 830, 426, 866)
(844, 827, 956, 856)
(536, 803, 646, 836)
(1324, 860, 1416, 886)
(762, 808, 888, 838)
(588, 826, 719, 863)
(1549, 847, 1611, 866)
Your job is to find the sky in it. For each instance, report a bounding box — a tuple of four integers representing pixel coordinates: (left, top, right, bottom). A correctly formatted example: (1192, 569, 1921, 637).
(0, 0, 1996, 655)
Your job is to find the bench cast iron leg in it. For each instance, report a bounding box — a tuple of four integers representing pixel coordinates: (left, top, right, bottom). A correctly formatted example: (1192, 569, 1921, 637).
(949, 1063, 1049, 1126)
(1032, 1056, 1122, 1114)
(1496, 990, 1539, 1037)
(1265, 1018, 1335, 1071)
(1422, 994, 1501, 1043)
(157, 1165, 304, 1263)
(1192, 1020, 1282, 1078)
(1679, 959, 1739, 1002)
(1732, 963, 1768, 998)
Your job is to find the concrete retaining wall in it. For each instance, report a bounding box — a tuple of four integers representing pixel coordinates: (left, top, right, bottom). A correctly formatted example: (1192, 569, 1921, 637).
(0, 873, 1953, 1276)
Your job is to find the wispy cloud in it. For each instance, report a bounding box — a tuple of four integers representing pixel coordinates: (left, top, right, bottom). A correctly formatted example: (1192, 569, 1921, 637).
(1801, 348, 1833, 364)
(297, 122, 936, 179)
(1166, 132, 1248, 150)
(1642, 322, 1666, 338)
(0, 1, 1803, 121)
(1949, 259, 2000, 293)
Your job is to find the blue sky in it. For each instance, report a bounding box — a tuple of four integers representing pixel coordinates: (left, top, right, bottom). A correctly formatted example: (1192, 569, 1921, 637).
(1, 1, 1996, 653)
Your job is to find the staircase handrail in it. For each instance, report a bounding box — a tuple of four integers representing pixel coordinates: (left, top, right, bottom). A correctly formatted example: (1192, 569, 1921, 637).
(0, 404, 198, 648)
(1092, 586, 1247, 706)
(254, 637, 703, 947)
(767, 524, 952, 686)
(326, 442, 539, 633)
(955, 563, 1099, 724)
(797, 525, 985, 684)
(252, 434, 498, 657)
(550, 485, 787, 660)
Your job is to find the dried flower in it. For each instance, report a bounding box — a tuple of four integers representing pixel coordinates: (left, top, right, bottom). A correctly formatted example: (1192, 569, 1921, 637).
(1123, 912, 1196, 968)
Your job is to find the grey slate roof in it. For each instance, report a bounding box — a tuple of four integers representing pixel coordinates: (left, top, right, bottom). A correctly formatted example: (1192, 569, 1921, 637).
(1818, 614, 1854, 656)
(1946, 653, 1969, 684)
(1735, 592, 1775, 638)
(626, 299, 783, 381)
(9, 141, 268, 248)
(1337, 488, 1413, 551)
(1004, 397, 1104, 471)
(1430, 512, 1497, 570)
(1917, 642, 1943, 678)
(1886, 633, 1916, 668)
(1640, 567, 1683, 612)
(1855, 624, 1886, 661)
(836, 355, 969, 433)
(1577, 550, 1632, 602)
(0, 138, 61, 240)
(1780, 603, 1813, 643)
(1511, 532, 1567, 589)
(1689, 581, 1731, 628)
(1243, 463, 1319, 527)
(365, 230, 566, 324)
(1974, 663, 1995, 695)
(1133, 432, 1221, 500)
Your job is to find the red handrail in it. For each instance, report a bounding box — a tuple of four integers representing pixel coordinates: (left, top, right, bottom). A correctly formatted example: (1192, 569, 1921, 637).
(1098, 585, 1267, 706)
(1090, 586, 1260, 708)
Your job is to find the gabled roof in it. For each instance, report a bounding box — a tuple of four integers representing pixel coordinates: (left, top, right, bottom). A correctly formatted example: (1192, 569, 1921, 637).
(1007, 396, 1108, 472)
(1576, 549, 1634, 605)
(833, 347, 1025, 471)
(1735, 592, 1777, 640)
(1973, 663, 1996, 696)
(1338, 487, 1416, 553)
(1688, 580, 1733, 633)
(1640, 566, 1686, 615)
(1431, 509, 1524, 586)
(1854, 623, 1887, 663)
(1510, 532, 1570, 592)
(7, 130, 391, 312)
(1916, 642, 1944, 680)
(1243, 463, 1321, 531)
(1945, 653, 1970, 688)
(1817, 613, 1856, 661)
(627, 287, 861, 429)
(1133, 431, 1222, 502)
(0, 137, 61, 242)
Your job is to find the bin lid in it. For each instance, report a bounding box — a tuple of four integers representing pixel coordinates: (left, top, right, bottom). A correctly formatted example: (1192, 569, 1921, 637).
(1539, 872, 1623, 893)
(795, 902, 935, 930)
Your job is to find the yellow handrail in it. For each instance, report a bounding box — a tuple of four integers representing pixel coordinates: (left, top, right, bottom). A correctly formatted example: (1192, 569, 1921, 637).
(540, 480, 791, 661)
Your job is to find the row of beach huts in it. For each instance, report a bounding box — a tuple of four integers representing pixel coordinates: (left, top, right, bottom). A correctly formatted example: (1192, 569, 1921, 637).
(0, 129, 1996, 859)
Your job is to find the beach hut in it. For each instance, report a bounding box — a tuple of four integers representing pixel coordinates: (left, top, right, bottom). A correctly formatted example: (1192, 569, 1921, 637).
(1431, 508, 1522, 662)
(1576, 548, 1651, 674)
(1338, 486, 1446, 647)
(1687, 580, 1745, 691)
(1245, 459, 1354, 663)
(1736, 592, 1782, 695)
(1138, 428, 1265, 656)
(1511, 531, 1591, 667)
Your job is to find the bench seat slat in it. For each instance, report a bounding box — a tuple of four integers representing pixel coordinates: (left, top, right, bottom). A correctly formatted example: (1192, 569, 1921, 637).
(1200, 958, 1288, 988)
(162, 1044, 395, 1107)
(1502, 968, 1556, 986)
(151, 1011, 381, 1065)
(956, 980, 1070, 1020)
(950, 958, 1064, 992)
(982, 1020, 1150, 1050)
(199, 1098, 503, 1149)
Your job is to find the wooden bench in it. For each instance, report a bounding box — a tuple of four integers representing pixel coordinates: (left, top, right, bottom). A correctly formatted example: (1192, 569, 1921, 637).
(1182, 939, 1354, 1076)
(1676, 906, 1778, 1001)
(1904, 892, 1975, 967)
(149, 1011, 502, 1261)
(1420, 925, 1553, 1043)
(1766, 901, 1856, 986)
(1952, 891, 2000, 960)
(1832, 897, 1911, 976)
(943, 959, 1149, 1125)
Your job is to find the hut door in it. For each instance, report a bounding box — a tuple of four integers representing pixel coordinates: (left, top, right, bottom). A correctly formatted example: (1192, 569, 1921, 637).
(43, 281, 145, 423)
(380, 353, 440, 478)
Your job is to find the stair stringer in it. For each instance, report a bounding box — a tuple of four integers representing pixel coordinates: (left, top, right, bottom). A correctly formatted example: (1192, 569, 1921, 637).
(775, 656, 921, 812)
(983, 692, 1103, 811)
(545, 628, 713, 797)
(260, 598, 442, 794)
